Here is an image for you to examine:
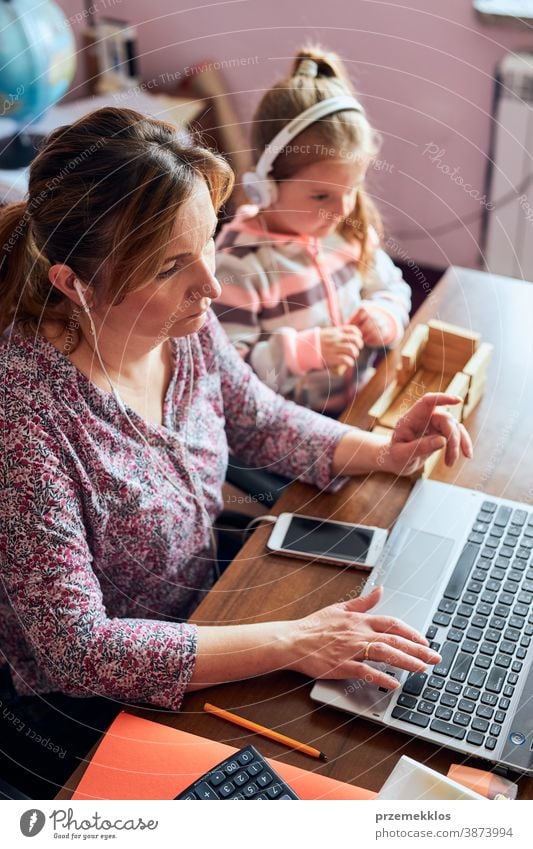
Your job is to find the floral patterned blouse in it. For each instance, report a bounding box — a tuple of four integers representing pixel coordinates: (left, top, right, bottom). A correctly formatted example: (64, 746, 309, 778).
(0, 312, 350, 710)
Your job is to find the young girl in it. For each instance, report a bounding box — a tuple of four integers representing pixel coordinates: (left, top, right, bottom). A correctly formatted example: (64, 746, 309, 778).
(214, 45, 410, 415)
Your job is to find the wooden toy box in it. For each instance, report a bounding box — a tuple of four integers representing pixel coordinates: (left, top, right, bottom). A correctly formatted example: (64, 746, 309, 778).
(368, 320, 493, 478)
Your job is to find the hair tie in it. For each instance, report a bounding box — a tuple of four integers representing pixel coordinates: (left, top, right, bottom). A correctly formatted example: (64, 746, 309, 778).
(294, 58, 319, 78)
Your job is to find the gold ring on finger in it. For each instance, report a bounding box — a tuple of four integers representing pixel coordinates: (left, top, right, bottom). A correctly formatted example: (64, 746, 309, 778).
(363, 640, 374, 661)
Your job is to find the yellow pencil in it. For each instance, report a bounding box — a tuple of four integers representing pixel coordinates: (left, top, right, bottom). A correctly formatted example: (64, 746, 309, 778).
(203, 702, 327, 761)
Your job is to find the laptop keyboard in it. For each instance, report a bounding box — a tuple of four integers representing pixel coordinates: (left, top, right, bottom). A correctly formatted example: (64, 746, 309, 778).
(391, 501, 533, 751)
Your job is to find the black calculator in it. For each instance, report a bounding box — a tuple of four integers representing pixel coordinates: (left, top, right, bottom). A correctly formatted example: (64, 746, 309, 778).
(174, 745, 300, 799)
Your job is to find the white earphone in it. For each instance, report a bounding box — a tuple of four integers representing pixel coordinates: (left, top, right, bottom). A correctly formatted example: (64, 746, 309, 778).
(242, 95, 365, 209)
(73, 278, 219, 575)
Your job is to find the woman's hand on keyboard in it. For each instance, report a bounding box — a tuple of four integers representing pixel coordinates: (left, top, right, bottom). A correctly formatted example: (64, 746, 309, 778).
(286, 586, 442, 688)
(383, 392, 473, 476)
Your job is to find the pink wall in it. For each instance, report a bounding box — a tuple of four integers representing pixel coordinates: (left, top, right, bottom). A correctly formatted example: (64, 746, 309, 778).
(57, 0, 533, 270)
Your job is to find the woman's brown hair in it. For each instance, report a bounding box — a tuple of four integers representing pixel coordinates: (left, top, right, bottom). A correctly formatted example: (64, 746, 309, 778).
(251, 45, 382, 273)
(0, 106, 234, 343)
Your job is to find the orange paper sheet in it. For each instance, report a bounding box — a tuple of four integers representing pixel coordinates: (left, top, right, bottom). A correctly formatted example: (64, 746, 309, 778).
(72, 711, 376, 800)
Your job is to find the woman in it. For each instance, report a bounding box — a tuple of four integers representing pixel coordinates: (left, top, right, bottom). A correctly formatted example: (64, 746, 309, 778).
(0, 107, 471, 797)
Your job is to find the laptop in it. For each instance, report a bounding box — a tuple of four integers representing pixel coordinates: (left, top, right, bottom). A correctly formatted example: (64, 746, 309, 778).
(311, 479, 533, 775)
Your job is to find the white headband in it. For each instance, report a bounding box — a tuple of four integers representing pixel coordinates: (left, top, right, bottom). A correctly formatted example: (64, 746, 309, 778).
(294, 58, 319, 78)
(255, 95, 365, 178)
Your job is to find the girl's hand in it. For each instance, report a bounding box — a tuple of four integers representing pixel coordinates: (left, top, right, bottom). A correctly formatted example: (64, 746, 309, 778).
(382, 392, 474, 477)
(320, 325, 364, 369)
(351, 304, 395, 346)
(286, 586, 441, 687)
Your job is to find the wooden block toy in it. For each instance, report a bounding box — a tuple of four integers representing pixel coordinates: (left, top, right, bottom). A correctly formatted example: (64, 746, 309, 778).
(410, 446, 444, 481)
(377, 367, 458, 430)
(463, 342, 494, 383)
(463, 378, 487, 420)
(368, 379, 401, 423)
(427, 319, 481, 354)
(462, 343, 493, 420)
(372, 425, 394, 436)
(421, 320, 480, 374)
(367, 320, 493, 480)
(445, 371, 470, 414)
(396, 324, 429, 385)
(421, 349, 473, 375)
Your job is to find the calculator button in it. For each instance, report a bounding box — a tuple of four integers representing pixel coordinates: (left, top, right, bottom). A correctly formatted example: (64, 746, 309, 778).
(209, 770, 226, 786)
(247, 762, 264, 776)
(219, 781, 236, 798)
(257, 772, 273, 787)
(224, 760, 240, 775)
(196, 781, 219, 800)
(232, 793, 245, 800)
(238, 750, 255, 765)
(267, 783, 283, 798)
(233, 771, 249, 787)
(242, 782, 259, 797)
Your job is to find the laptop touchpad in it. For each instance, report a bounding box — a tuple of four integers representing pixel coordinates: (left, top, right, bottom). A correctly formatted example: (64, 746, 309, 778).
(383, 529, 455, 600)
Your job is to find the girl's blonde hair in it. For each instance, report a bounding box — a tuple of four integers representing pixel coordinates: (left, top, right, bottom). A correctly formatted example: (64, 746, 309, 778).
(251, 45, 382, 273)
(0, 106, 234, 344)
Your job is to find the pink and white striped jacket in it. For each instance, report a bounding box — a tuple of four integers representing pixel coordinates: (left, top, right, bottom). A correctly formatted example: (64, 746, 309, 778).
(214, 205, 411, 413)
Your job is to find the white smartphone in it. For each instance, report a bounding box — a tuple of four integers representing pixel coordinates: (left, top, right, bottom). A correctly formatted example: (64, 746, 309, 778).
(266, 513, 388, 570)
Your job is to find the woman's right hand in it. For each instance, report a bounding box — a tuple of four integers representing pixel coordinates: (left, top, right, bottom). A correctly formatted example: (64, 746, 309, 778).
(319, 325, 364, 369)
(284, 586, 442, 689)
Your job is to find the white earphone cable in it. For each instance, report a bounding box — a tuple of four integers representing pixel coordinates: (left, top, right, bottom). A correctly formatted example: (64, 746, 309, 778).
(73, 282, 219, 579)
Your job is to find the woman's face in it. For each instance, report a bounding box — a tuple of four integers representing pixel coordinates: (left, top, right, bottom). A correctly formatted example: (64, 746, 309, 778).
(267, 158, 368, 236)
(103, 179, 221, 343)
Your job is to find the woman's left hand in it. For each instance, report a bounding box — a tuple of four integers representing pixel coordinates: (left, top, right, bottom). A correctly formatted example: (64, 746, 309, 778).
(381, 392, 473, 477)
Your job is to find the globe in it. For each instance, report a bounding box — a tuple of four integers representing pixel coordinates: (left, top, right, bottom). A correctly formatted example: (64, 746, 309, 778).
(0, 0, 76, 167)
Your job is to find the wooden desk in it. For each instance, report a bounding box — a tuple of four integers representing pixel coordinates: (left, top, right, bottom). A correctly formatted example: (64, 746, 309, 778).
(57, 266, 533, 799)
